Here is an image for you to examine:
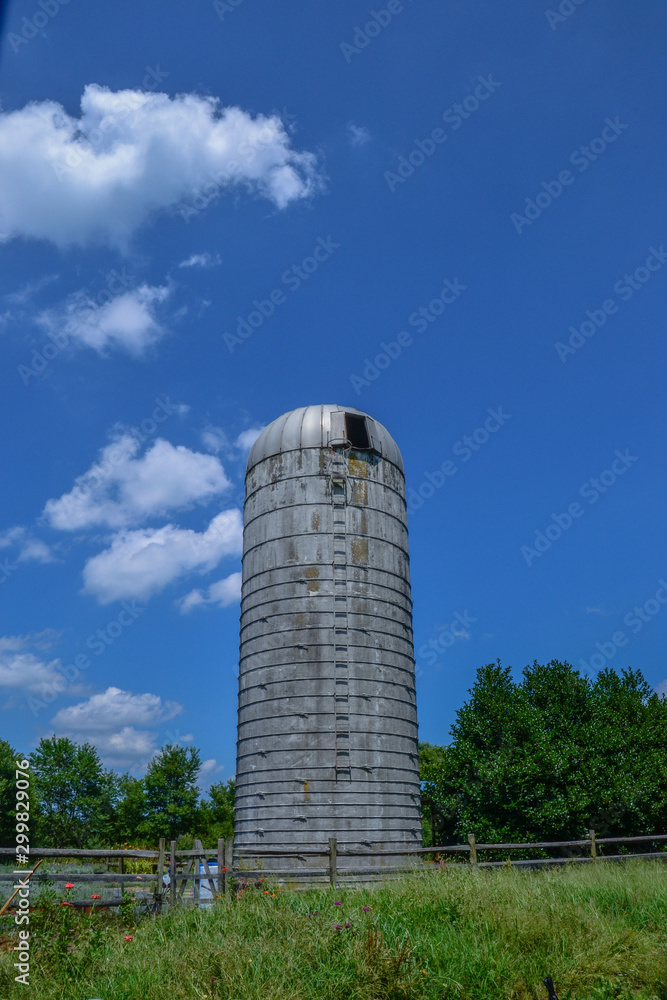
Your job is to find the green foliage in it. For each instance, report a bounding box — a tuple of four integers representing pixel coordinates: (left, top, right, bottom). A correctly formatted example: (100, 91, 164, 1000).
(113, 773, 147, 845)
(418, 743, 448, 846)
(0, 739, 20, 846)
(422, 660, 667, 845)
(26, 886, 114, 985)
(197, 778, 235, 842)
(20, 735, 228, 848)
(30, 736, 116, 847)
(139, 743, 202, 842)
(1, 862, 666, 999)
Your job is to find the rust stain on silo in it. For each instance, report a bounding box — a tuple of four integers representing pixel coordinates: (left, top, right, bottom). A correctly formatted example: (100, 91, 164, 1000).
(351, 538, 369, 564)
(348, 455, 369, 478)
(351, 481, 369, 505)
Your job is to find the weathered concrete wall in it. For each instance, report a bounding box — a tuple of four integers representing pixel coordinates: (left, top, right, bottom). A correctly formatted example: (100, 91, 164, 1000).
(234, 407, 421, 854)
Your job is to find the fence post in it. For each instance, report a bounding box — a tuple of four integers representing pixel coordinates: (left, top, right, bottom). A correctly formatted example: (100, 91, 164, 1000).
(224, 837, 234, 894)
(193, 839, 201, 907)
(467, 833, 477, 865)
(170, 841, 176, 906)
(156, 838, 165, 906)
(329, 837, 338, 888)
(217, 838, 224, 896)
(589, 829, 597, 860)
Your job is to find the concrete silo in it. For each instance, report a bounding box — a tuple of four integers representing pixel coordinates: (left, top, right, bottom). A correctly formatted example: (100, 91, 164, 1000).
(234, 405, 421, 860)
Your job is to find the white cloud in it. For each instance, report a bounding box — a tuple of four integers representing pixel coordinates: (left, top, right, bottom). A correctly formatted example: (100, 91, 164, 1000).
(0, 652, 64, 697)
(94, 727, 160, 770)
(199, 758, 224, 788)
(50, 686, 183, 770)
(201, 425, 229, 454)
(236, 427, 264, 451)
(0, 526, 54, 564)
(200, 424, 263, 455)
(179, 252, 221, 269)
(44, 435, 230, 530)
(38, 284, 170, 356)
(51, 685, 181, 733)
(656, 679, 667, 697)
(0, 636, 86, 703)
(0, 85, 321, 248)
(347, 122, 371, 146)
(178, 571, 242, 613)
(82, 509, 243, 603)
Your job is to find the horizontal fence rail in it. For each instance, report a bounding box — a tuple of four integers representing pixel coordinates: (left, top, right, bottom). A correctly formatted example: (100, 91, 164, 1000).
(1, 831, 665, 907)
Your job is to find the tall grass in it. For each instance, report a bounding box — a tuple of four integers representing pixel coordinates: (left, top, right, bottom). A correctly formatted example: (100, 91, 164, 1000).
(1, 860, 665, 999)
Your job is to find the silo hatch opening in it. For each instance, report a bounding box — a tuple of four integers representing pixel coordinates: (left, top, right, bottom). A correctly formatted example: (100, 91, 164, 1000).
(345, 413, 371, 450)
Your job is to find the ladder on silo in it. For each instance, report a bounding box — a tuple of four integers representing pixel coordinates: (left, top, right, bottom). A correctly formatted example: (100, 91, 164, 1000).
(330, 446, 351, 783)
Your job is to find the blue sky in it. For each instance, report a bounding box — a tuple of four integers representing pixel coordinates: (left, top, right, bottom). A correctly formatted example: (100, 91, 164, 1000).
(0, 0, 665, 783)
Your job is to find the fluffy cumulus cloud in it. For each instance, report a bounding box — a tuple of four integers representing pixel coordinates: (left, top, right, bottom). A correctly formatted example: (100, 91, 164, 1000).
(178, 571, 242, 613)
(0, 635, 86, 703)
(38, 284, 170, 356)
(43, 435, 230, 530)
(657, 679, 667, 697)
(51, 686, 181, 733)
(82, 509, 243, 603)
(50, 686, 183, 770)
(0, 85, 321, 248)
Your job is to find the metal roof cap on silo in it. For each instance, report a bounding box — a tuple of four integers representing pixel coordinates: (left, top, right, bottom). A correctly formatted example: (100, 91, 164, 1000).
(246, 404, 404, 473)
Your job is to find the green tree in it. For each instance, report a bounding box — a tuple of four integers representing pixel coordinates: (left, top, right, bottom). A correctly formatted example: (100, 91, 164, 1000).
(419, 742, 448, 846)
(0, 740, 20, 847)
(30, 736, 116, 847)
(198, 778, 235, 842)
(112, 774, 146, 845)
(426, 660, 667, 845)
(140, 744, 201, 842)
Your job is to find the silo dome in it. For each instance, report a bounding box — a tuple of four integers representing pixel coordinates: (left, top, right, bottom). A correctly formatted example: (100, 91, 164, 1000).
(246, 404, 404, 473)
(235, 405, 421, 861)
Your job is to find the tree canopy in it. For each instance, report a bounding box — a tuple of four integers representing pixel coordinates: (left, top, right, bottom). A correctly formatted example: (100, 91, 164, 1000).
(30, 736, 116, 847)
(421, 660, 667, 845)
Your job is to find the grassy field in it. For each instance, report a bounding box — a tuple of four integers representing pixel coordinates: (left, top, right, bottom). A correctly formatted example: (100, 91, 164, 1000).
(1, 860, 665, 1000)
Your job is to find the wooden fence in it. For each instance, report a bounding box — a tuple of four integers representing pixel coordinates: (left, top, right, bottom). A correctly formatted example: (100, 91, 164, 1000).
(1, 831, 665, 906)
(0, 838, 233, 908)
